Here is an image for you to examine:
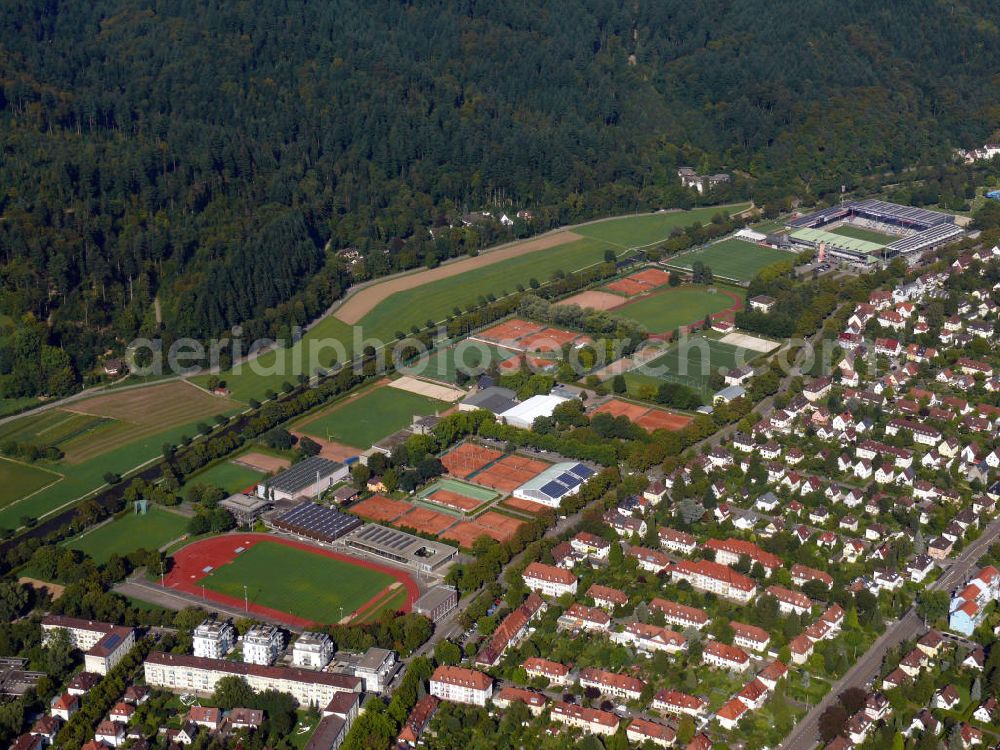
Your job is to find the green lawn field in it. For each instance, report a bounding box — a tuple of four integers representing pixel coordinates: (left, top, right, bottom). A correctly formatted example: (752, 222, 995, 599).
(409, 341, 517, 384)
(0, 458, 62, 508)
(182, 460, 266, 495)
(298, 386, 447, 448)
(200, 541, 395, 623)
(0, 412, 242, 532)
(0, 398, 40, 418)
(0, 409, 110, 448)
(614, 286, 736, 333)
(66, 507, 189, 563)
(625, 336, 755, 394)
(574, 203, 751, 247)
(829, 224, 894, 244)
(668, 238, 796, 281)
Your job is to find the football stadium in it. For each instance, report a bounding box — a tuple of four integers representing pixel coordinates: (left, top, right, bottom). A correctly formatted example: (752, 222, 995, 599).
(785, 199, 963, 266)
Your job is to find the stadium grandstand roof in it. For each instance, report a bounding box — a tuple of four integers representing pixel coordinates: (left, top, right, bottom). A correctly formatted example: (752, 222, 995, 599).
(851, 199, 954, 228)
(271, 501, 362, 543)
(341, 523, 458, 571)
(788, 199, 955, 231)
(790, 228, 885, 255)
(513, 462, 594, 507)
(885, 223, 964, 255)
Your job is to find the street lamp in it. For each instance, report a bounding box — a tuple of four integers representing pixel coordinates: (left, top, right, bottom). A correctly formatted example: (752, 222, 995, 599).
(243, 584, 249, 612)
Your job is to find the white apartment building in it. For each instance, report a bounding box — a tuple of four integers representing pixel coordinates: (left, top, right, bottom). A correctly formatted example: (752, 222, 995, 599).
(143, 651, 360, 706)
(550, 702, 619, 736)
(292, 632, 334, 670)
(522, 562, 577, 598)
(429, 666, 493, 707)
(41, 616, 135, 676)
(242, 625, 284, 666)
(192, 619, 236, 660)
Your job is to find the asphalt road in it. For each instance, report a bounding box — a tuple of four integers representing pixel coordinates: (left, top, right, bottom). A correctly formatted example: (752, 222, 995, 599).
(779, 513, 1000, 750)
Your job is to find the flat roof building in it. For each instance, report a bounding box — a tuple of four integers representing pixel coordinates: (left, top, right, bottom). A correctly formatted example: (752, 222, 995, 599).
(413, 586, 458, 622)
(292, 632, 334, 670)
(192, 618, 236, 660)
(220, 494, 271, 526)
(341, 524, 457, 573)
(257, 456, 349, 502)
(498, 394, 570, 429)
(459, 387, 518, 415)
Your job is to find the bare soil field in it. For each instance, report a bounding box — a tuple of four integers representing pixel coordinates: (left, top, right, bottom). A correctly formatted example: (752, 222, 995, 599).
(234, 452, 291, 473)
(334, 231, 582, 324)
(560, 290, 627, 311)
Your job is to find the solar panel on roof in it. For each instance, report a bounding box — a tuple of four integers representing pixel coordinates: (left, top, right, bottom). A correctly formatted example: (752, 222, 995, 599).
(568, 464, 593, 479)
(540, 480, 567, 498)
(558, 474, 582, 489)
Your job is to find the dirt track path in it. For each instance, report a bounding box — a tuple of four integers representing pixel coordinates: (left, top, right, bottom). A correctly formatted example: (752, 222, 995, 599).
(334, 231, 582, 324)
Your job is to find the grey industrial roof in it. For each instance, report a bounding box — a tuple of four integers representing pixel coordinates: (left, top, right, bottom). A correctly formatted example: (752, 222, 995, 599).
(269, 456, 343, 494)
(272, 501, 362, 542)
(413, 585, 457, 612)
(462, 387, 518, 414)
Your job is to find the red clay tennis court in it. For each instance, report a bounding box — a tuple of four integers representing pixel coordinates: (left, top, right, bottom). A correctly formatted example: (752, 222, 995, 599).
(351, 495, 412, 522)
(475, 511, 525, 540)
(397, 507, 455, 535)
(635, 410, 693, 431)
(502, 497, 552, 514)
(593, 398, 650, 421)
(593, 398, 692, 432)
(477, 318, 546, 343)
(427, 488, 482, 513)
(605, 278, 650, 296)
(499, 354, 557, 372)
(441, 442, 503, 479)
(519, 327, 582, 352)
(473, 454, 550, 492)
(629, 268, 671, 287)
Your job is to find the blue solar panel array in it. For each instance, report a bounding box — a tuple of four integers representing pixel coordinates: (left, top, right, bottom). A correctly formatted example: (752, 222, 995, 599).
(531, 463, 594, 501)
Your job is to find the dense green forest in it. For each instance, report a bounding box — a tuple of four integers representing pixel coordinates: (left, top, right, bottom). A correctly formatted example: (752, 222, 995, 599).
(1, 0, 999, 395)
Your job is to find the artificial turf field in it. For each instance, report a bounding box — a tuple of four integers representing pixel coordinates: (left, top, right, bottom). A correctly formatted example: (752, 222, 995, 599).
(614, 286, 737, 333)
(0, 458, 61, 508)
(199, 540, 396, 624)
(625, 336, 755, 393)
(829, 224, 895, 243)
(667, 238, 795, 281)
(66, 507, 189, 563)
(298, 386, 447, 449)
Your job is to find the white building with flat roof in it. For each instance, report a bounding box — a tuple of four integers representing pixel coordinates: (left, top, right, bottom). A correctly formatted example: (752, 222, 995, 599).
(292, 632, 334, 670)
(242, 625, 283, 666)
(192, 619, 236, 660)
(498, 394, 570, 429)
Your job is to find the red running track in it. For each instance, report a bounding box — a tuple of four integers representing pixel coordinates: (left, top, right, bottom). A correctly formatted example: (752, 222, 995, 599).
(164, 533, 419, 628)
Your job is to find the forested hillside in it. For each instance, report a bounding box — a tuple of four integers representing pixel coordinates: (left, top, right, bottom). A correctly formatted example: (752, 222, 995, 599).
(1, 0, 998, 394)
